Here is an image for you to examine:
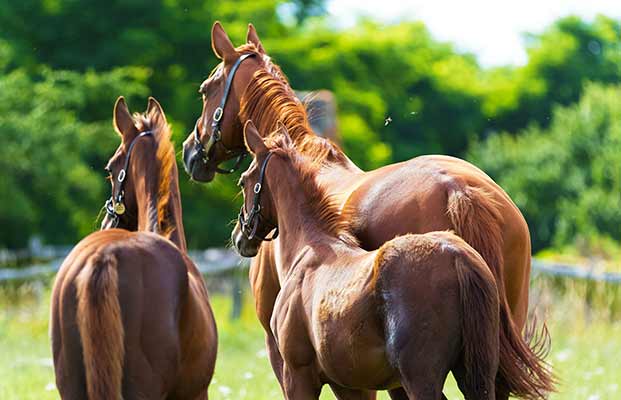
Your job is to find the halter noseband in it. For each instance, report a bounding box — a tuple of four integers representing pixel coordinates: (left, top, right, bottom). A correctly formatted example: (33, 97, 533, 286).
(194, 53, 255, 174)
(238, 152, 279, 241)
(104, 130, 153, 227)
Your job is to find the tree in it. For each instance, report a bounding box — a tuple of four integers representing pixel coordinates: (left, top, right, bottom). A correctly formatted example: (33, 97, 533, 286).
(0, 66, 149, 247)
(469, 83, 621, 251)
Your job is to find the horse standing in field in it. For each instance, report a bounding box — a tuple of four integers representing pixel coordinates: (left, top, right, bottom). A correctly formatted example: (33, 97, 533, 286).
(50, 97, 217, 400)
(230, 121, 549, 399)
(182, 22, 554, 399)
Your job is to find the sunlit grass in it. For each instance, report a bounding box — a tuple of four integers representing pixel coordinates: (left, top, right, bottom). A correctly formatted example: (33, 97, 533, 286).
(0, 277, 619, 399)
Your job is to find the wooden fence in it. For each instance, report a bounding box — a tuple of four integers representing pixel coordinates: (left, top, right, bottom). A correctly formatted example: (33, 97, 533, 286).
(1, 247, 620, 284)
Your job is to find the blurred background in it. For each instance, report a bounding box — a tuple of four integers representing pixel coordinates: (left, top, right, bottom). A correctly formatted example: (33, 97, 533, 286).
(0, 1, 620, 399)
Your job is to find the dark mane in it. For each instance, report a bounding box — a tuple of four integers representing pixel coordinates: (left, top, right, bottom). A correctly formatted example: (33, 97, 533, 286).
(237, 45, 349, 166)
(265, 134, 358, 247)
(132, 111, 175, 235)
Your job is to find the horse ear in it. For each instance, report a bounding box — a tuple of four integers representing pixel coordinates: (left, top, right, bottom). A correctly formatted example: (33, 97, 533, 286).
(211, 21, 236, 61)
(244, 120, 267, 154)
(147, 96, 163, 116)
(147, 97, 170, 136)
(246, 23, 265, 54)
(276, 121, 293, 148)
(113, 96, 137, 138)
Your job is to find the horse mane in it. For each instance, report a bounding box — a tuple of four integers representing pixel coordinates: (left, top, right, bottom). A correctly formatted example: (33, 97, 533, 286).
(237, 44, 349, 166)
(265, 134, 358, 247)
(132, 111, 175, 235)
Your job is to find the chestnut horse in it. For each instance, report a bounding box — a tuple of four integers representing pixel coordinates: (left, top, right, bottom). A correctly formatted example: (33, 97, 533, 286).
(230, 121, 554, 400)
(182, 22, 553, 399)
(50, 97, 217, 399)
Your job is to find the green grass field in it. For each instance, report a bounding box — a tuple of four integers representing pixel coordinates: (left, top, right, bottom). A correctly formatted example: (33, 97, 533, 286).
(0, 278, 619, 399)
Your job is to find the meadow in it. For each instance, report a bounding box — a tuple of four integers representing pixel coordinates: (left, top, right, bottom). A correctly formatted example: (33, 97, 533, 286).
(0, 275, 619, 400)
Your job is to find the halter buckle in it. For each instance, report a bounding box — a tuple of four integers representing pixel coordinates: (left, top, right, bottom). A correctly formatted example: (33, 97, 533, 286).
(253, 182, 262, 194)
(117, 169, 126, 183)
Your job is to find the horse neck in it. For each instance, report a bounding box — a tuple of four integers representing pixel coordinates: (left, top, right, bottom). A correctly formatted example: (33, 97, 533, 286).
(162, 163, 187, 252)
(265, 165, 346, 277)
(135, 161, 187, 253)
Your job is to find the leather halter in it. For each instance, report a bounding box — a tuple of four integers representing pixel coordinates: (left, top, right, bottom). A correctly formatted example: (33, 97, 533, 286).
(238, 152, 279, 241)
(104, 130, 153, 227)
(194, 53, 255, 174)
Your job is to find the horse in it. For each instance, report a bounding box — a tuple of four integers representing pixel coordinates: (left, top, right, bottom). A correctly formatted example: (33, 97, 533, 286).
(231, 120, 552, 399)
(181, 22, 554, 399)
(50, 97, 217, 400)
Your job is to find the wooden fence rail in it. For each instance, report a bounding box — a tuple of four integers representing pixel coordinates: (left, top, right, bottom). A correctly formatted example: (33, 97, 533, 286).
(1, 247, 620, 284)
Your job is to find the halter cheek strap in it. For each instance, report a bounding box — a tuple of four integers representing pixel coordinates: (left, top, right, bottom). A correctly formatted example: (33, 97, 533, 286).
(194, 53, 255, 174)
(104, 130, 153, 227)
(238, 152, 279, 241)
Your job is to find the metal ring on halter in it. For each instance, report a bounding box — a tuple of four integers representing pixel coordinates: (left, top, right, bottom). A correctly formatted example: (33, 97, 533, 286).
(213, 107, 223, 122)
(193, 53, 255, 174)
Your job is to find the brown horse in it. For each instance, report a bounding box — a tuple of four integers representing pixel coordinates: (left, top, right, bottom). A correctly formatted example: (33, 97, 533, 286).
(50, 97, 217, 399)
(181, 22, 553, 399)
(230, 121, 552, 399)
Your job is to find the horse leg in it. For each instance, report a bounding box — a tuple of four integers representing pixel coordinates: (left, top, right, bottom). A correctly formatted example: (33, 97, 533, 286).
(282, 363, 322, 400)
(452, 362, 496, 400)
(250, 245, 286, 390)
(391, 344, 448, 400)
(387, 388, 408, 399)
(329, 383, 376, 400)
(54, 314, 88, 399)
(388, 388, 449, 400)
(384, 307, 453, 399)
(266, 330, 285, 387)
(189, 388, 209, 400)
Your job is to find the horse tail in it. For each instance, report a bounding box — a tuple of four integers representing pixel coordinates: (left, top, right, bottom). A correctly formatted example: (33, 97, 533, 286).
(495, 291, 556, 399)
(75, 251, 124, 400)
(446, 185, 505, 297)
(448, 186, 555, 398)
(454, 251, 500, 399)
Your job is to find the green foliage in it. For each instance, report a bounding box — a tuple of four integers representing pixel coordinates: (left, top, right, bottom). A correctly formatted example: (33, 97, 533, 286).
(469, 83, 621, 251)
(0, 1, 620, 250)
(269, 21, 486, 161)
(486, 16, 621, 132)
(0, 67, 150, 247)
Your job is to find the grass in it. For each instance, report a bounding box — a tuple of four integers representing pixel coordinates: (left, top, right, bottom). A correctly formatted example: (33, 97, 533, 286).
(0, 277, 619, 399)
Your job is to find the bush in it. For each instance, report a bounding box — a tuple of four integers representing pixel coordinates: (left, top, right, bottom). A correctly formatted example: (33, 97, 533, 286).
(469, 83, 621, 251)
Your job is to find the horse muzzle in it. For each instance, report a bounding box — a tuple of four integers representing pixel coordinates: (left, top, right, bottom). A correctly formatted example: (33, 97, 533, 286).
(231, 223, 260, 257)
(182, 137, 216, 182)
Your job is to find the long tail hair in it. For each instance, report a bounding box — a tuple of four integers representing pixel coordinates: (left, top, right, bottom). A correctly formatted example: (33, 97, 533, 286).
(454, 254, 500, 399)
(448, 186, 555, 399)
(75, 252, 125, 400)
